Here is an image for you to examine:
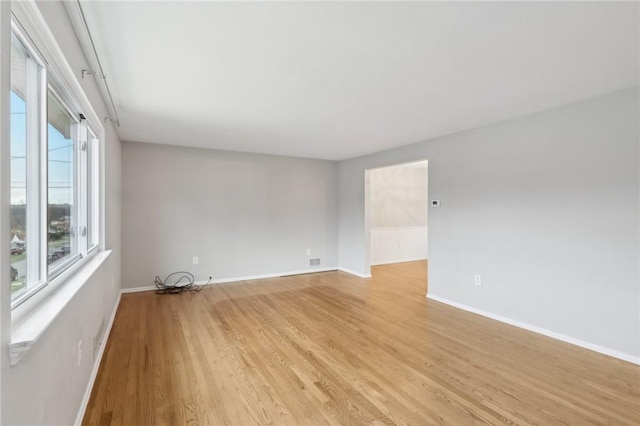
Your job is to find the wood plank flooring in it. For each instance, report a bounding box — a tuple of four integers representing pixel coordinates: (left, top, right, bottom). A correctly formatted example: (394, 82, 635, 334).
(83, 261, 640, 425)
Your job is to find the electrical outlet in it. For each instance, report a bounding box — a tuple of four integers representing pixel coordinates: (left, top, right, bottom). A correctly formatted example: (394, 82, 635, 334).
(193, 256, 199, 265)
(306, 249, 311, 256)
(474, 275, 482, 286)
(77, 340, 82, 366)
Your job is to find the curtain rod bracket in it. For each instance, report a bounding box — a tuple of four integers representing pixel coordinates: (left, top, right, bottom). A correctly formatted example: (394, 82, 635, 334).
(82, 69, 106, 79)
(104, 117, 120, 126)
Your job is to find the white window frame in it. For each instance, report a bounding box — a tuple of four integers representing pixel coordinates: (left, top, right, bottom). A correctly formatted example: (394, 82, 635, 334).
(10, 4, 104, 312)
(10, 21, 48, 307)
(45, 87, 83, 281)
(87, 127, 100, 253)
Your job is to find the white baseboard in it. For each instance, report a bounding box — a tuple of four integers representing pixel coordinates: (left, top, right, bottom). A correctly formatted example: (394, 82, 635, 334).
(371, 257, 427, 266)
(338, 268, 372, 278)
(74, 291, 122, 425)
(121, 285, 157, 294)
(426, 294, 640, 365)
(121, 267, 341, 293)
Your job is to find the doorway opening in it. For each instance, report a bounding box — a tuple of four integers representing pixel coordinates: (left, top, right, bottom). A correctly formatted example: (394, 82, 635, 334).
(364, 160, 428, 295)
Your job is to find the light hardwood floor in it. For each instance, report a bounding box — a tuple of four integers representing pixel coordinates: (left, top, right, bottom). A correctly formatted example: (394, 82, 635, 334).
(84, 261, 639, 425)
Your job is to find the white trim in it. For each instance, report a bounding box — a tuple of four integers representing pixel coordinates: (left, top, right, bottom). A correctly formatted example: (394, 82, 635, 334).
(121, 267, 341, 294)
(74, 291, 121, 426)
(371, 256, 427, 266)
(426, 294, 640, 365)
(120, 285, 157, 294)
(10, 251, 111, 365)
(12, 0, 102, 130)
(338, 268, 372, 278)
(63, 1, 119, 126)
(1, 2, 12, 422)
(370, 225, 428, 230)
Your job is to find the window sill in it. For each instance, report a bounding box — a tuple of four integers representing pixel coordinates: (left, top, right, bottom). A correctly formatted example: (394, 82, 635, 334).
(10, 250, 112, 365)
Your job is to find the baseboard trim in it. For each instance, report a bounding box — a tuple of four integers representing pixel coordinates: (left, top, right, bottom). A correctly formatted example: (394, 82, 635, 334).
(338, 268, 372, 278)
(74, 291, 122, 425)
(426, 294, 640, 365)
(121, 267, 341, 293)
(121, 285, 157, 294)
(371, 257, 427, 266)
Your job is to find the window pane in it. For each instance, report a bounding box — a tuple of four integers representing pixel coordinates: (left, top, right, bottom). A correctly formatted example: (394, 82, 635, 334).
(47, 92, 78, 271)
(10, 90, 27, 298)
(10, 32, 38, 301)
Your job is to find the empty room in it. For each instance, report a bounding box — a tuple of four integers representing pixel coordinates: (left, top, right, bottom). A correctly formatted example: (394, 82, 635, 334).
(0, 1, 638, 425)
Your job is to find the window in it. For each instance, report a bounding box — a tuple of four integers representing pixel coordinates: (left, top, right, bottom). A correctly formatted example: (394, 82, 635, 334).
(10, 24, 102, 308)
(47, 89, 79, 277)
(10, 29, 45, 303)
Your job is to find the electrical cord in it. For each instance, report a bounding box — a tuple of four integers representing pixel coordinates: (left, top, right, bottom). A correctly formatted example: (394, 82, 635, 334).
(154, 271, 209, 294)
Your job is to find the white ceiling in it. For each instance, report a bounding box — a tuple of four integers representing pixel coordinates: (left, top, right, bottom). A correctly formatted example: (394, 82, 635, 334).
(79, 1, 639, 161)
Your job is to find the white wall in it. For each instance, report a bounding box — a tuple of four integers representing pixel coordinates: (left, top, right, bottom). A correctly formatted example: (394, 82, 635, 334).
(0, 1, 122, 425)
(370, 227, 428, 265)
(369, 163, 428, 265)
(339, 87, 640, 361)
(121, 142, 338, 288)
